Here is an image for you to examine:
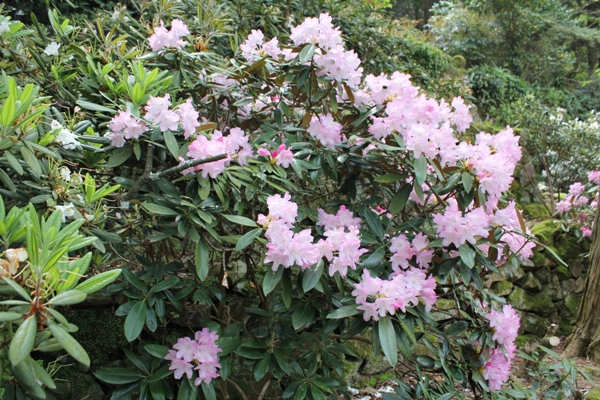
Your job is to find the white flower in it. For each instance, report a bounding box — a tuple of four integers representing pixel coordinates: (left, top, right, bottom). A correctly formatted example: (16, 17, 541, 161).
(51, 121, 80, 150)
(55, 203, 76, 222)
(0, 17, 11, 35)
(60, 166, 71, 182)
(127, 75, 135, 84)
(43, 42, 61, 56)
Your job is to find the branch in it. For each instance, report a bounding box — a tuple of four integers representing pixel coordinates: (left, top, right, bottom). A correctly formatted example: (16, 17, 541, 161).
(120, 151, 227, 203)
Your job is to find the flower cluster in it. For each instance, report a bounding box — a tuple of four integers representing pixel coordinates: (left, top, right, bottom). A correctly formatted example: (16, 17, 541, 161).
(257, 144, 294, 168)
(389, 232, 434, 271)
(51, 120, 80, 150)
(106, 94, 200, 147)
(482, 305, 520, 391)
(164, 328, 222, 386)
(555, 172, 599, 237)
(289, 13, 343, 50)
(183, 127, 252, 178)
(307, 114, 343, 148)
(148, 19, 189, 52)
(352, 268, 437, 321)
(240, 29, 282, 62)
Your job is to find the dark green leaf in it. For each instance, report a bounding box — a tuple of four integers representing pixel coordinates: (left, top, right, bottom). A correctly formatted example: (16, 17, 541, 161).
(326, 305, 360, 319)
(94, 367, 144, 384)
(263, 266, 284, 295)
(235, 228, 262, 251)
(378, 316, 398, 366)
(9, 316, 36, 366)
(302, 259, 324, 292)
(124, 300, 147, 341)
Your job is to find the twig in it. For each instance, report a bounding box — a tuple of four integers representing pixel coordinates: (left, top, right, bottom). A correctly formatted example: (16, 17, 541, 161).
(257, 380, 271, 400)
(226, 379, 249, 400)
(120, 151, 227, 202)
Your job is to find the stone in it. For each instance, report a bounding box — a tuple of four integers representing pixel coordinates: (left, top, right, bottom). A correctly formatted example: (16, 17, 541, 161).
(507, 286, 555, 316)
(532, 265, 551, 284)
(574, 276, 586, 293)
(515, 273, 542, 292)
(530, 251, 546, 267)
(517, 311, 549, 336)
(531, 220, 559, 245)
(553, 265, 571, 281)
(560, 279, 576, 295)
(563, 293, 582, 317)
(523, 203, 551, 220)
(571, 260, 585, 278)
(492, 280, 513, 296)
(436, 299, 456, 310)
(541, 275, 563, 301)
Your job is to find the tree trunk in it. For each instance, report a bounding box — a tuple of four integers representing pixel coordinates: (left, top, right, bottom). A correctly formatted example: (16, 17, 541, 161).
(563, 206, 600, 360)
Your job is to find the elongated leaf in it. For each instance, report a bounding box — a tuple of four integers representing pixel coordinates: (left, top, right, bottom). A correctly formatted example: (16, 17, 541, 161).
(163, 129, 180, 159)
(9, 316, 36, 366)
(76, 99, 115, 113)
(298, 44, 315, 63)
(414, 156, 428, 185)
(0, 312, 22, 322)
(2, 277, 31, 301)
(124, 300, 147, 341)
(302, 259, 324, 292)
(74, 269, 122, 294)
(48, 320, 90, 367)
(374, 173, 407, 183)
(142, 203, 179, 216)
(21, 147, 42, 177)
(293, 303, 313, 330)
(201, 382, 216, 400)
(24, 355, 56, 389)
(263, 266, 284, 295)
(389, 183, 413, 214)
(221, 214, 257, 227)
(195, 238, 209, 281)
(94, 367, 144, 384)
(326, 305, 360, 319)
(235, 228, 262, 251)
(446, 321, 468, 337)
(458, 245, 475, 269)
(47, 290, 87, 305)
(378, 316, 398, 366)
(254, 353, 270, 381)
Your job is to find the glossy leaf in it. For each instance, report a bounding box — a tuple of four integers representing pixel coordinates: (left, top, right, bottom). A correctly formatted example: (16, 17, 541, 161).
(9, 316, 36, 366)
(124, 300, 147, 341)
(48, 320, 90, 367)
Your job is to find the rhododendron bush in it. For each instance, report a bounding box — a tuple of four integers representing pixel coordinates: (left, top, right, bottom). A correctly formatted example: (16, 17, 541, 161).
(0, 5, 541, 400)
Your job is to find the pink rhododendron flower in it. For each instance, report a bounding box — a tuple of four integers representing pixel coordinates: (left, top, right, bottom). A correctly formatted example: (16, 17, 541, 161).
(145, 94, 180, 132)
(290, 13, 343, 50)
(148, 19, 189, 51)
(588, 170, 600, 185)
(569, 182, 585, 197)
(165, 328, 221, 386)
(307, 114, 343, 148)
(314, 45, 363, 88)
(486, 305, 520, 346)
(432, 202, 490, 248)
(483, 346, 515, 391)
(581, 226, 592, 237)
(317, 206, 362, 230)
(451, 96, 473, 132)
(107, 110, 148, 147)
(240, 29, 282, 62)
(176, 98, 200, 138)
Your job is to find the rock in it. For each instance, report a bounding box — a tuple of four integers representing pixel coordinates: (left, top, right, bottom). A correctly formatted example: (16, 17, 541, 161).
(560, 279, 576, 295)
(492, 280, 513, 296)
(533, 265, 551, 284)
(531, 220, 559, 245)
(436, 299, 456, 311)
(530, 251, 546, 268)
(518, 311, 549, 336)
(486, 265, 524, 286)
(571, 260, 585, 278)
(553, 265, 571, 281)
(507, 286, 555, 316)
(574, 276, 586, 293)
(541, 275, 562, 301)
(563, 293, 582, 317)
(515, 273, 542, 292)
(523, 203, 551, 220)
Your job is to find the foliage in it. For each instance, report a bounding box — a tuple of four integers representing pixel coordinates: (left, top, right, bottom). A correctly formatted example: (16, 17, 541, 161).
(0, 2, 591, 400)
(468, 66, 529, 117)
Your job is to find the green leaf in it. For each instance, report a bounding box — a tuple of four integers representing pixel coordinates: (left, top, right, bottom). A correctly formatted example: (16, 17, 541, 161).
(76, 99, 115, 113)
(263, 266, 284, 295)
(216, 337, 239, 356)
(163, 129, 180, 159)
(414, 156, 428, 186)
(378, 316, 398, 366)
(9, 316, 36, 366)
(389, 183, 413, 214)
(148, 277, 179, 294)
(201, 382, 216, 400)
(124, 300, 147, 341)
(142, 202, 179, 216)
(326, 305, 360, 319)
(144, 344, 169, 359)
(374, 173, 407, 183)
(235, 228, 262, 251)
(195, 238, 210, 281)
(0, 312, 22, 322)
(2, 277, 32, 301)
(21, 147, 42, 177)
(74, 269, 122, 294)
(458, 245, 475, 269)
(273, 349, 290, 374)
(48, 320, 90, 367)
(107, 145, 132, 167)
(298, 44, 315, 63)
(302, 259, 324, 292)
(254, 353, 270, 381)
(1, 94, 15, 126)
(293, 303, 313, 330)
(221, 214, 258, 227)
(361, 247, 386, 268)
(47, 289, 87, 305)
(462, 172, 474, 193)
(5, 151, 24, 175)
(94, 367, 144, 384)
(363, 207, 384, 238)
(445, 321, 468, 337)
(177, 378, 197, 400)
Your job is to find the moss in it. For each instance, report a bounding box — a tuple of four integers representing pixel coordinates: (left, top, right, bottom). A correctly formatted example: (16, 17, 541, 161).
(554, 234, 585, 264)
(531, 220, 559, 245)
(554, 265, 571, 280)
(514, 334, 537, 348)
(564, 293, 582, 317)
(492, 281, 513, 296)
(530, 251, 546, 267)
(436, 299, 456, 311)
(558, 319, 574, 336)
(523, 204, 551, 220)
(359, 372, 394, 388)
(587, 389, 600, 400)
(63, 307, 128, 365)
(508, 286, 554, 316)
